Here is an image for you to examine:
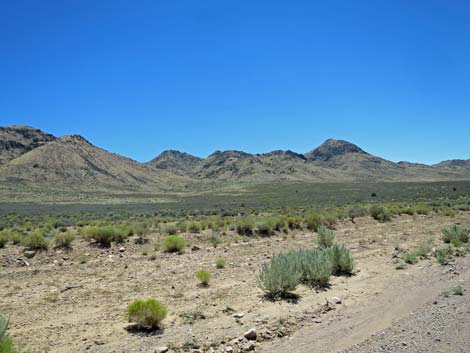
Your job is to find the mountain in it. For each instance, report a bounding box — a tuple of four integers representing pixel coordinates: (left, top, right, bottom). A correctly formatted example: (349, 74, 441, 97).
(0, 125, 56, 165)
(434, 159, 470, 170)
(147, 150, 202, 175)
(1, 125, 470, 198)
(0, 134, 187, 192)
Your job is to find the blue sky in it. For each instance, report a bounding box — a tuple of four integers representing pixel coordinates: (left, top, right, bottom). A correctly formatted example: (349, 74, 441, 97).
(1, 0, 469, 164)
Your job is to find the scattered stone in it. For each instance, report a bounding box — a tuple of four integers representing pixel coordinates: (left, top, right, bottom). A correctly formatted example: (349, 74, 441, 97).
(233, 313, 244, 319)
(119, 247, 125, 252)
(155, 347, 168, 353)
(244, 328, 257, 340)
(331, 297, 342, 304)
(24, 250, 37, 259)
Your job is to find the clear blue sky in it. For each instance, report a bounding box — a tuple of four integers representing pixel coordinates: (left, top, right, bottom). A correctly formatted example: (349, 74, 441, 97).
(1, 0, 469, 164)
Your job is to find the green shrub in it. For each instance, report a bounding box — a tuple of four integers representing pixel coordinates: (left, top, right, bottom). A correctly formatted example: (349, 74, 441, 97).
(196, 270, 211, 286)
(403, 252, 417, 264)
(54, 232, 75, 249)
(348, 206, 369, 221)
(370, 205, 392, 222)
(413, 240, 433, 259)
(257, 253, 301, 297)
(291, 249, 333, 287)
(0, 234, 7, 248)
(256, 221, 274, 237)
(286, 216, 302, 229)
(188, 222, 202, 233)
(442, 225, 469, 244)
(0, 315, 9, 341)
(316, 225, 335, 248)
(209, 231, 222, 248)
(161, 235, 186, 253)
(215, 258, 226, 269)
(0, 315, 17, 353)
(326, 244, 354, 275)
(236, 219, 255, 236)
(164, 226, 178, 235)
(435, 245, 453, 265)
(22, 232, 49, 250)
(81, 226, 127, 246)
(127, 299, 167, 328)
(305, 214, 324, 231)
(440, 208, 456, 217)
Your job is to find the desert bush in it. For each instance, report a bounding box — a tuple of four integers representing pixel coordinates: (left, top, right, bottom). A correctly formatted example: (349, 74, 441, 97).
(442, 225, 469, 244)
(348, 206, 369, 221)
(256, 221, 274, 237)
(195, 270, 211, 286)
(81, 226, 127, 246)
(0, 234, 7, 248)
(403, 252, 417, 264)
(291, 249, 333, 287)
(127, 299, 167, 328)
(8, 231, 22, 245)
(215, 258, 226, 269)
(0, 314, 17, 353)
(369, 205, 392, 222)
(236, 218, 255, 236)
(164, 225, 178, 235)
(22, 232, 49, 250)
(257, 253, 301, 297)
(440, 208, 456, 217)
(161, 235, 186, 253)
(286, 216, 302, 229)
(188, 222, 202, 233)
(54, 231, 75, 249)
(326, 244, 354, 275)
(209, 230, 222, 248)
(316, 225, 335, 248)
(435, 245, 453, 265)
(305, 214, 324, 231)
(413, 241, 433, 258)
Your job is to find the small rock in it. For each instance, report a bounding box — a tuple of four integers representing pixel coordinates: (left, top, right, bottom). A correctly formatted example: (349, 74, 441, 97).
(24, 250, 37, 259)
(244, 328, 257, 340)
(233, 313, 244, 319)
(155, 347, 169, 353)
(119, 247, 125, 252)
(331, 297, 342, 304)
(242, 342, 256, 351)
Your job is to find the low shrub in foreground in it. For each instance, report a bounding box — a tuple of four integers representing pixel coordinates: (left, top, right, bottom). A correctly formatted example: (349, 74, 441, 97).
(0, 315, 17, 353)
(161, 235, 186, 253)
(326, 244, 354, 275)
(22, 232, 49, 250)
(195, 270, 211, 286)
(257, 252, 302, 297)
(316, 225, 335, 248)
(291, 249, 333, 287)
(442, 225, 469, 244)
(127, 299, 167, 328)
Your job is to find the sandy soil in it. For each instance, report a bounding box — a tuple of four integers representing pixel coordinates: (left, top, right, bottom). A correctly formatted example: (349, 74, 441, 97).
(1, 212, 469, 353)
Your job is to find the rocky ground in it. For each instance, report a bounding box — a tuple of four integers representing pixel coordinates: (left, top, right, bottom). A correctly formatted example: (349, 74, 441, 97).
(1, 212, 469, 353)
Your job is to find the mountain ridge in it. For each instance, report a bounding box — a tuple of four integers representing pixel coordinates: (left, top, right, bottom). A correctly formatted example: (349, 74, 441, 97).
(1, 125, 470, 191)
